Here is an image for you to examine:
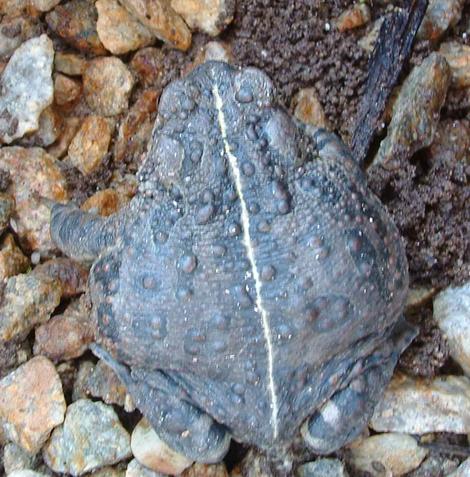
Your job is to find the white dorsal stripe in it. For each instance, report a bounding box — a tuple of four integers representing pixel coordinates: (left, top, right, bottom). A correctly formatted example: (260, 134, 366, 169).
(213, 83, 279, 439)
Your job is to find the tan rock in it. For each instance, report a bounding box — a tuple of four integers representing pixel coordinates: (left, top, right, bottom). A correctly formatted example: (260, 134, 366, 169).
(131, 418, 193, 474)
(0, 272, 62, 343)
(0, 147, 68, 254)
(96, 0, 154, 54)
(0, 234, 29, 282)
(34, 299, 93, 362)
(114, 89, 158, 163)
(83, 57, 135, 116)
(0, 356, 66, 453)
(292, 87, 329, 129)
(68, 116, 113, 175)
(439, 42, 470, 89)
(171, 0, 234, 36)
(371, 373, 470, 434)
(335, 3, 371, 33)
(48, 117, 82, 159)
(54, 73, 82, 107)
(348, 433, 428, 476)
(54, 51, 87, 76)
(119, 0, 191, 50)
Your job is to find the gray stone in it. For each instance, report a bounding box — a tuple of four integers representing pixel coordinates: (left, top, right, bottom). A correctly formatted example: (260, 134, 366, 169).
(43, 399, 131, 476)
(0, 35, 54, 144)
(434, 282, 470, 376)
(3, 442, 38, 475)
(371, 373, 470, 434)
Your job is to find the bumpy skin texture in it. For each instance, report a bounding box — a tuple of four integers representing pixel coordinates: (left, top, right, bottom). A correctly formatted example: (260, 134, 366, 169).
(51, 62, 413, 462)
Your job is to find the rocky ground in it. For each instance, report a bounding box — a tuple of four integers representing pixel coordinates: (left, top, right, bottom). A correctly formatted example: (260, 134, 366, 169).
(0, 0, 469, 476)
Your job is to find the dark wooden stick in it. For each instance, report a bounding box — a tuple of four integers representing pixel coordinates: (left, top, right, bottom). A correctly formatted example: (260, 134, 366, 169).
(419, 442, 470, 458)
(350, 0, 428, 167)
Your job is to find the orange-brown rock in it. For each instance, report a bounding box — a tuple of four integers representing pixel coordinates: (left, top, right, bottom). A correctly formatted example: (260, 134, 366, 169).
(0, 356, 66, 453)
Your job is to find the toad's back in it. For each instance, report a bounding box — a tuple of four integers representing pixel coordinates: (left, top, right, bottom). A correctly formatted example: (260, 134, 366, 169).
(89, 62, 408, 449)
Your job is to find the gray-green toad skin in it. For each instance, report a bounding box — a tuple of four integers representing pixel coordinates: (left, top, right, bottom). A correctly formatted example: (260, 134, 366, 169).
(51, 61, 414, 463)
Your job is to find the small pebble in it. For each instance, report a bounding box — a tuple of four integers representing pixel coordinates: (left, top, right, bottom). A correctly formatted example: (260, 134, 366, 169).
(297, 458, 349, 477)
(68, 116, 113, 175)
(347, 433, 428, 476)
(292, 87, 329, 129)
(131, 418, 193, 475)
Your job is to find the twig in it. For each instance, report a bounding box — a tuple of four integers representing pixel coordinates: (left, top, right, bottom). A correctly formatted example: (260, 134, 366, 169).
(351, 0, 428, 167)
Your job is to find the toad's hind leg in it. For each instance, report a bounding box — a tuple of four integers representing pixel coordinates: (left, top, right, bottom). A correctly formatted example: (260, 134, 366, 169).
(301, 317, 416, 454)
(91, 345, 231, 464)
(50, 203, 121, 261)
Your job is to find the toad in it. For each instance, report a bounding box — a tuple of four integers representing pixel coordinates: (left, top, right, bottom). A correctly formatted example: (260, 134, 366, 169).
(51, 61, 414, 470)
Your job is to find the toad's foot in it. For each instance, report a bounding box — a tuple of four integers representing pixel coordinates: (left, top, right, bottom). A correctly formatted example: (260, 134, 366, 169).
(301, 317, 416, 454)
(91, 344, 231, 463)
